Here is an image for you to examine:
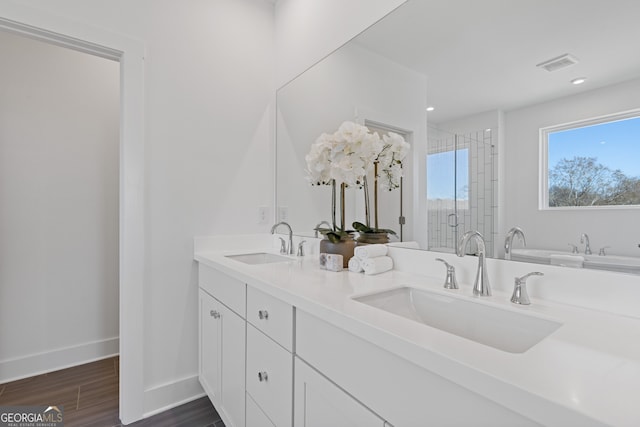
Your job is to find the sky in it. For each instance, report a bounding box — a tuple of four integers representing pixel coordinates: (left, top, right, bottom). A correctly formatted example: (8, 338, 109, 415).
(427, 148, 469, 199)
(548, 115, 640, 178)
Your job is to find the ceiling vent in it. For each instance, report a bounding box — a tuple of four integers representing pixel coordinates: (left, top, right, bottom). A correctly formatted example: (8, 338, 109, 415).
(536, 53, 579, 72)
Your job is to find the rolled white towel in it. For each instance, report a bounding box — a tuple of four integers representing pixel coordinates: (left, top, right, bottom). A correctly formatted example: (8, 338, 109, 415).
(387, 241, 420, 249)
(348, 257, 364, 273)
(354, 244, 388, 260)
(361, 256, 393, 275)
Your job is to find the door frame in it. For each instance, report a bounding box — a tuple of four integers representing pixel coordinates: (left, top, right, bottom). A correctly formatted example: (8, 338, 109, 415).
(0, 5, 145, 424)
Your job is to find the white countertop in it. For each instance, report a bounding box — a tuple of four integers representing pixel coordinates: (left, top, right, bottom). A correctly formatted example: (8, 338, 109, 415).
(195, 241, 640, 427)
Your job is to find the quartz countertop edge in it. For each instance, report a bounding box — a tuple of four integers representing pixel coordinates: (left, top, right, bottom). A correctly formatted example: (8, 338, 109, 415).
(195, 249, 640, 427)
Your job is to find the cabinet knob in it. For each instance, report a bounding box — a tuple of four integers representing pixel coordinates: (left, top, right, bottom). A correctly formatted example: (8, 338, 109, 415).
(258, 310, 269, 320)
(210, 310, 220, 319)
(258, 371, 268, 382)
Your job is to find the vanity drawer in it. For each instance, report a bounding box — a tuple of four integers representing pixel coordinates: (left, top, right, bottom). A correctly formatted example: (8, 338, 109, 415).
(246, 324, 293, 427)
(247, 286, 294, 351)
(198, 264, 245, 317)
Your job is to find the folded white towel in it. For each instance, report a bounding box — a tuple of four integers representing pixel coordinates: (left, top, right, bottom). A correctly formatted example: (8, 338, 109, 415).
(387, 241, 420, 249)
(550, 254, 584, 268)
(354, 244, 388, 260)
(348, 257, 364, 273)
(361, 256, 393, 275)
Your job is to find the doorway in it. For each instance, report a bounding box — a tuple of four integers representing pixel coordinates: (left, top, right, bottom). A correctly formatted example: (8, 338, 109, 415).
(0, 9, 145, 424)
(0, 25, 119, 409)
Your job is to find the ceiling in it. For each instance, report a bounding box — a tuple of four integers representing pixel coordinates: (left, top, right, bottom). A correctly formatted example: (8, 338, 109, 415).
(354, 0, 640, 124)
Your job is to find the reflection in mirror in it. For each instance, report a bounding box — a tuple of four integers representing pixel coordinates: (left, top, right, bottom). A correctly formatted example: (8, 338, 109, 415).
(427, 127, 496, 255)
(541, 111, 640, 208)
(276, 41, 426, 241)
(276, 0, 640, 273)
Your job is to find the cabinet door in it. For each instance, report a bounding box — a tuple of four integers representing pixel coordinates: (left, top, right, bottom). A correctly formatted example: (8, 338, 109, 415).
(246, 392, 276, 427)
(199, 290, 221, 400)
(294, 358, 385, 427)
(219, 302, 246, 427)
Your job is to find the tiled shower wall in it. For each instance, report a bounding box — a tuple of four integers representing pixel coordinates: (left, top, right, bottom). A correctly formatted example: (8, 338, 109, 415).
(427, 129, 498, 256)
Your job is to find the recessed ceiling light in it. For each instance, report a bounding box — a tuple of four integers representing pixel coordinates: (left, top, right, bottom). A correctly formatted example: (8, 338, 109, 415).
(426, 106, 435, 112)
(571, 77, 587, 85)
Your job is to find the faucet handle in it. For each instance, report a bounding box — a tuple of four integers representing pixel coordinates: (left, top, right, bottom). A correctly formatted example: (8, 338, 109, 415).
(435, 258, 458, 290)
(598, 246, 610, 256)
(567, 243, 579, 254)
(278, 237, 287, 254)
(297, 240, 307, 257)
(511, 272, 544, 305)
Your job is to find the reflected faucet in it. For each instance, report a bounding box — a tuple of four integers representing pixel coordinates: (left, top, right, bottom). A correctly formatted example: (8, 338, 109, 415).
(504, 226, 526, 260)
(314, 220, 332, 238)
(271, 222, 294, 255)
(580, 233, 592, 255)
(457, 231, 491, 296)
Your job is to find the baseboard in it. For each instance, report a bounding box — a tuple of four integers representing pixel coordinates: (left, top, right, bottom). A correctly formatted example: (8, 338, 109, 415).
(0, 337, 119, 383)
(143, 375, 205, 418)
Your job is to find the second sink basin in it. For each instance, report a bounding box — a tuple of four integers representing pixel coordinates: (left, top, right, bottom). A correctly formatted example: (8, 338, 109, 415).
(353, 287, 561, 353)
(225, 252, 292, 265)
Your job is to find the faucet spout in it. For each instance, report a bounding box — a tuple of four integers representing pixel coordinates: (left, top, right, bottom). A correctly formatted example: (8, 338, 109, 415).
(271, 222, 294, 255)
(457, 230, 491, 296)
(314, 220, 332, 238)
(580, 233, 592, 255)
(504, 226, 526, 260)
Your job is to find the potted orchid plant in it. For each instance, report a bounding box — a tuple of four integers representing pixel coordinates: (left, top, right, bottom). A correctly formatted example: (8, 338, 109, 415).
(353, 131, 410, 244)
(305, 121, 381, 265)
(306, 121, 411, 253)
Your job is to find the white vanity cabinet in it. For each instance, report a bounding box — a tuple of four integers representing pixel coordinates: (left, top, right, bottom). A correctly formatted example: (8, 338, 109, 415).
(296, 310, 540, 427)
(294, 357, 387, 427)
(198, 265, 246, 427)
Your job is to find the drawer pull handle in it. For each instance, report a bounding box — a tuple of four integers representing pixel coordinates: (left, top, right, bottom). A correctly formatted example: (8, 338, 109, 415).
(258, 310, 269, 320)
(210, 310, 220, 319)
(258, 371, 268, 382)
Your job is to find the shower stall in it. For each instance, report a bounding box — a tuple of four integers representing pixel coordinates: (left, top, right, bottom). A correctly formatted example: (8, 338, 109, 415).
(426, 128, 497, 256)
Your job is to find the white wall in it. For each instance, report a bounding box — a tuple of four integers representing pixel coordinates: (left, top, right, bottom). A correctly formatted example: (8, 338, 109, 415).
(1, 0, 275, 417)
(504, 78, 640, 257)
(275, 0, 407, 87)
(0, 31, 120, 381)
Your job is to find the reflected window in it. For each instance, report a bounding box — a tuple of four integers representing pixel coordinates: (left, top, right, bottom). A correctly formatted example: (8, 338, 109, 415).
(427, 149, 469, 201)
(542, 112, 640, 208)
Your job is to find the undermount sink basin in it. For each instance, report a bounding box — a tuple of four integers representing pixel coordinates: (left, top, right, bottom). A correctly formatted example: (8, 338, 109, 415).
(225, 252, 292, 265)
(353, 287, 562, 353)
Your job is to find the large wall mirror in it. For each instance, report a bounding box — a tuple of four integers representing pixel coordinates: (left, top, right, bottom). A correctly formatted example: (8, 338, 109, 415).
(276, 0, 640, 274)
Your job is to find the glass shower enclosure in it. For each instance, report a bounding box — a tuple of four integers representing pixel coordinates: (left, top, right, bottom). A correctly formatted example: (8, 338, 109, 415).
(426, 128, 497, 256)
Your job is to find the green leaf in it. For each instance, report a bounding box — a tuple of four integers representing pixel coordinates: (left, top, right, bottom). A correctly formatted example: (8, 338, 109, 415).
(352, 221, 372, 233)
(326, 232, 342, 244)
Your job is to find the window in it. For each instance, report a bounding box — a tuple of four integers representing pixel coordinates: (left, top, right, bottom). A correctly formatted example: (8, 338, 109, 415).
(540, 111, 640, 209)
(427, 148, 469, 201)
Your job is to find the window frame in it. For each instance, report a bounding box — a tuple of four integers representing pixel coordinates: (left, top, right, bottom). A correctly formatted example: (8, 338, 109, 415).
(539, 108, 640, 210)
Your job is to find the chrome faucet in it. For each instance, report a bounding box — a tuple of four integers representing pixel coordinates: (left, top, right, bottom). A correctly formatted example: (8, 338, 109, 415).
(435, 258, 458, 289)
(504, 226, 526, 260)
(271, 222, 294, 255)
(511, 272, 544, 305)
(580, 233, 592, 255)
(314, 220, 332, 238)
(457, 230, 491, 296)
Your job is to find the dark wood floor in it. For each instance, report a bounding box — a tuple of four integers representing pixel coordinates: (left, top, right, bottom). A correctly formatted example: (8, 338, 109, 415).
(0, 357, 224, 427)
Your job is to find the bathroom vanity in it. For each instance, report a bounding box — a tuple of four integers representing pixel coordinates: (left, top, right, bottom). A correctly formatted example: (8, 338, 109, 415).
(195, 234, 640, 427)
